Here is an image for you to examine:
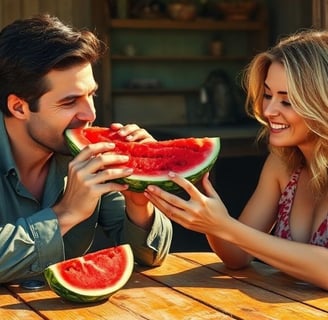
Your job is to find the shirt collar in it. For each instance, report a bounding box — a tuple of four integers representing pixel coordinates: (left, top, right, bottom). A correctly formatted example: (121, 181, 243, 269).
(0, 112, 17, 175)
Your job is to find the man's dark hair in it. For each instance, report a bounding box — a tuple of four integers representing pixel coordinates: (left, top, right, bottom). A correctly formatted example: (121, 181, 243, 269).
(0, 14, 105, 115)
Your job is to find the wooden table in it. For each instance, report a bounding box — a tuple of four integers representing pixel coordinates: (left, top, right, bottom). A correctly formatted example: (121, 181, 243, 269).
(1, 252, 328, 319)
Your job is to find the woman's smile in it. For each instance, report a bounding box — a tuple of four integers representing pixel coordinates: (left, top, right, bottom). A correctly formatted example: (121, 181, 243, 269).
(269, 121, 290, 132)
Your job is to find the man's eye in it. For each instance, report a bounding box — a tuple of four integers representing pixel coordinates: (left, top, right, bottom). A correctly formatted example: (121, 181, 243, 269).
(61, 100, 76, 106)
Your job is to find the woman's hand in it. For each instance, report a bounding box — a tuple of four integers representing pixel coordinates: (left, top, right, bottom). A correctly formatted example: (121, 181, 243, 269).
(144, 172, 230, 235)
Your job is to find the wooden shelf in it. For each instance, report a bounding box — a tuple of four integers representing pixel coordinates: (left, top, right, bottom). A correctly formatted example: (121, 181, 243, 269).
(111, 55, 249, 62)
(92, 1, 269, 129)
(109, 18, 267, 31)
(112, 88, 199, 95)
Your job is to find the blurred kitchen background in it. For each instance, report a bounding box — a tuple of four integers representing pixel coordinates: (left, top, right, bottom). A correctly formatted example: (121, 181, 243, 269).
(0, 0, 324, 251)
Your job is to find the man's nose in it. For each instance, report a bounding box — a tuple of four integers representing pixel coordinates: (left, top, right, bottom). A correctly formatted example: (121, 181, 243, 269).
(77, 100, 96, 122)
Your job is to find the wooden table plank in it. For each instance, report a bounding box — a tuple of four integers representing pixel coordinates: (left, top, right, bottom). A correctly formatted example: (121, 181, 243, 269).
(4, 253, 328, 320)
(138, 254, 328, 319)
(112, 272, 234, 319)
(0, 285, 43, 320)
(7, 272, 233, 320)
(6, 281, 142, 320)
(175, 252, 328, 313)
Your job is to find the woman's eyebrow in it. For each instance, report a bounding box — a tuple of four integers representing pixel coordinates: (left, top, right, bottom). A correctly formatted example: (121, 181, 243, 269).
(264, 83, 287, 95)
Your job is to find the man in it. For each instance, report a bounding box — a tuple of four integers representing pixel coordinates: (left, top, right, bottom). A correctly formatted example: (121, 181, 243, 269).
(0, 14, 172, 283)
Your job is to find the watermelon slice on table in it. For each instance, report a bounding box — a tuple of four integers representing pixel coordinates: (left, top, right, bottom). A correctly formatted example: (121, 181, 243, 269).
(65, 126, 220, 192)
(44, 244, 134, 303)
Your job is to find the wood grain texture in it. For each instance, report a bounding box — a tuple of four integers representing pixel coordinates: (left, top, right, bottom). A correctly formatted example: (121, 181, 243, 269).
(3, 253, 328, 320)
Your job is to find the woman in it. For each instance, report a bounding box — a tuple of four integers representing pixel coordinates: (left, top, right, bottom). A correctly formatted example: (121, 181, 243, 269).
(145, 29, 328, 290)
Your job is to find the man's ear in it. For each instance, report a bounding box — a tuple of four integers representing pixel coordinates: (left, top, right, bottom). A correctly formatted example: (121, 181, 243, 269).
(7, 94, 29, 119)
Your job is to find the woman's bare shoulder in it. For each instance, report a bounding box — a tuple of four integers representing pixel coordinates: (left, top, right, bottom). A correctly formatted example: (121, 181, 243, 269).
(261, 153, 291, 189)
(239, 152, 291, 226)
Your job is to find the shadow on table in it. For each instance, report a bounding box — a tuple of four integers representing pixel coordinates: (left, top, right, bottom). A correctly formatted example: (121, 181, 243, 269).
(2, 260, 323, 313)
(132, 260, 323, 304)
(2, 293, 107, 311)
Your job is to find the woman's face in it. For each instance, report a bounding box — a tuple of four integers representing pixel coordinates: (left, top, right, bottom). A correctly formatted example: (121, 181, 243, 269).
(262, 62, 313, 152)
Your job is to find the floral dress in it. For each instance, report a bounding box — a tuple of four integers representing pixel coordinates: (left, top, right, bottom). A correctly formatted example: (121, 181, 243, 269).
(274, 168, 328, 247)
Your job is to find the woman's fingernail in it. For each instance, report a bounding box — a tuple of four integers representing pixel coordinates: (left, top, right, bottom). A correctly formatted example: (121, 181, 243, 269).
(168, 171, 176, 178)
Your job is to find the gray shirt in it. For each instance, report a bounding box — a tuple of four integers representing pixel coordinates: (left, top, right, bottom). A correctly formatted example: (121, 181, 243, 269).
(0, 113, 172, 282)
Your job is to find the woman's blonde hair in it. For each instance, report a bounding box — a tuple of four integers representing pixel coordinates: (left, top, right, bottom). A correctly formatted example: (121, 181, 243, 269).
(244, 29, 328, 195)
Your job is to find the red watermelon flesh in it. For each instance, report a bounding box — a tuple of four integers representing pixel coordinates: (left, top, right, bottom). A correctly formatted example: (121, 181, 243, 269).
(44, 244, 134, 303)
(65, 127, 220, 192)
(59, 248, 127, 289)
(78, 127, 213, 175)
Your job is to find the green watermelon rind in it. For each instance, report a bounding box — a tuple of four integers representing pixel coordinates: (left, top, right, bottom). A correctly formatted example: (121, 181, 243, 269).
(65, 129, 220, 193)
(44, 268, 111, 303)
(44, 244, 134, 303)
(114, 149, 219, 192)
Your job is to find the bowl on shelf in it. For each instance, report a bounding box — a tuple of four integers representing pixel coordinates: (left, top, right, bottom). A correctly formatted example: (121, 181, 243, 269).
(217, 1, 257, 21)
(167, 1, 197, 21)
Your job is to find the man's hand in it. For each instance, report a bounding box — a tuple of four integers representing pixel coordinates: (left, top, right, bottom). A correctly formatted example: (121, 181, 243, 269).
(109, 123, 155, 143)
(53, 142, 131, 234)
(111, 123, 156, 230)
(54, 123, 157, 234)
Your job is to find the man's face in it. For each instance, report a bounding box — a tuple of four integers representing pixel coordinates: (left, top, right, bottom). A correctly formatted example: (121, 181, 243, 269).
(26, 63, 98, 154)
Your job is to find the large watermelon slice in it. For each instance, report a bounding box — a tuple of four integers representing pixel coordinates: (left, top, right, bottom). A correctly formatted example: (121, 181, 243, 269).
(44, 244, 134, 303)
(65, 126, 220, 192)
